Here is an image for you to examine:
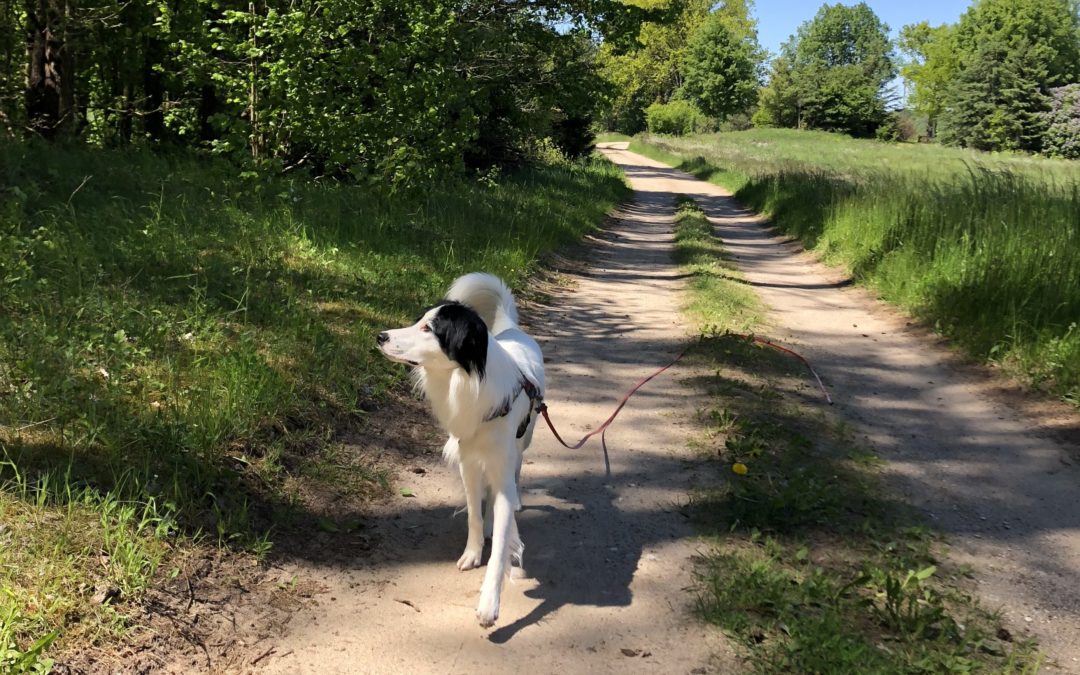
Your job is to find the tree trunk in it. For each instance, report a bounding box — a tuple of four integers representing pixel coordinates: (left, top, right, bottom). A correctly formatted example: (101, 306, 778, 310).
(25, 0, 74, 138)
(118, 79, 132, 143)
(142, 29, 165, 141)
(198, 83, 219, 144)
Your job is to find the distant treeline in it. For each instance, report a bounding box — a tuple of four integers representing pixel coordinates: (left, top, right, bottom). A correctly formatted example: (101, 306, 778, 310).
(601, 0, 1080, 158)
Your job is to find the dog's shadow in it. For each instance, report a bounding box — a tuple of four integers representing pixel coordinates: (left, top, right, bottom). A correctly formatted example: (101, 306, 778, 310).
(488, 469, 676, 644)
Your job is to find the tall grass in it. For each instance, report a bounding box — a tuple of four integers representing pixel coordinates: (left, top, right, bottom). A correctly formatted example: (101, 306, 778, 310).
(0, 139, 628, 663)
(632, 129, 1080, 403)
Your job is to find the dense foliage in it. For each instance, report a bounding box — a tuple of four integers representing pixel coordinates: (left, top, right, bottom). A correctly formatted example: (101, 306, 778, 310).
(680, 9, 762, 120)
(897, 22, 957, 138)
(938, 37, 1052, 151)
(646, 99, 709, 134)
(756, 2, 895, 137)
(937, 0, 1080, 151)
(597, 0, 762, 134)
(904, 0, 1080, 152)
(0, 0, 659, 181)
(1042, 83, 1080, 158)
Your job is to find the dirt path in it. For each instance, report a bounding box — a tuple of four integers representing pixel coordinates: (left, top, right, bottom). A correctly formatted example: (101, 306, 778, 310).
(597, 144, 1080, 670)
(251, 144, 1080, 674)
(258, 156, 736, 674)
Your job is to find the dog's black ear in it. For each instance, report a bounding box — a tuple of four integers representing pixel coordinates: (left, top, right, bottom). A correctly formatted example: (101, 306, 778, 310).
(431, 302, 488, 379)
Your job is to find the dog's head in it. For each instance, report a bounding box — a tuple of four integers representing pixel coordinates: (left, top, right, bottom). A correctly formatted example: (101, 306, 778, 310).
(377, 301, 488, 378)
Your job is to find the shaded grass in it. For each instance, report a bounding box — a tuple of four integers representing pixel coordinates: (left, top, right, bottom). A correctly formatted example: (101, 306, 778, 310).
(671, 197, 1041, 673)
(595, 132, 634, 143)
(672, 195, 760, 335)
(633, 129, 1080, 404)
(0, 139, 629, 665)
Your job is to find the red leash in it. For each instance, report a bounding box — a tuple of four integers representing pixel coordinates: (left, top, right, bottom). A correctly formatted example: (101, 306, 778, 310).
(539, 344, 691, 452)
(738, 334, 833, 405)
(539, 333, 831, 452)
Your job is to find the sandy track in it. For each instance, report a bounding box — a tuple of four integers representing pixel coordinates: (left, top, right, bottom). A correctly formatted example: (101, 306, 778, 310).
(258, 153, 736, 674)
(597, 144, 1080, 670)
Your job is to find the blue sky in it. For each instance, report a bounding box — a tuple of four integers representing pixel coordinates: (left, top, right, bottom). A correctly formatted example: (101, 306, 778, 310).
(754, 0, 973, 57)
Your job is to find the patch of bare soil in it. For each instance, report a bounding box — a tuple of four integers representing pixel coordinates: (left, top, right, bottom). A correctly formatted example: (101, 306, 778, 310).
(55, 551, 315, 675)
(50, 395, 441, 674)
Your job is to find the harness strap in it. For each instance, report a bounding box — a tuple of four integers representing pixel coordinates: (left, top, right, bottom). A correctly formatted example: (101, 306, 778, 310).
(485, 333, 830, 454)
(483, 375, 544, 439)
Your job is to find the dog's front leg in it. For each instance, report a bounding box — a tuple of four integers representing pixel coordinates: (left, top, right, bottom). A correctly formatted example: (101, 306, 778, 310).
(476, 473, 518, 627)
(457, 459, 485, 571)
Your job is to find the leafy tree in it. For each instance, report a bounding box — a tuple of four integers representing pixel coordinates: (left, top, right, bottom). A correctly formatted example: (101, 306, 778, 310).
(939, 0, 1080, 152)
(680, 7, 763, 120)
(799, 64, 893, 137)
(0, 0, 649, 181)
(898, 22, 958, 138)
(940, 37, 1051, 151)
(753, 52, 800, 128)
(951, 0, 1080, 87)
(597, 0, 708, 133)
(787, 2, 896, 136)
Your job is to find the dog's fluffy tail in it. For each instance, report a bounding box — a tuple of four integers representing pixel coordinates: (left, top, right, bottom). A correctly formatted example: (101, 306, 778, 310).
(447, 273, 519, 335)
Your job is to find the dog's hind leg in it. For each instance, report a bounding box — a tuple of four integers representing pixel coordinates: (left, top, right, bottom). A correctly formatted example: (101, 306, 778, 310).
(513, 447, 524, 512)
(476, 468, 518, 627)
(509, 516, 524, 568)
(456, 459, 485, 571)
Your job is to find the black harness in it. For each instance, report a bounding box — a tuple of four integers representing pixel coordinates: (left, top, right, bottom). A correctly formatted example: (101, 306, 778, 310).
(484, 375, 544, 438)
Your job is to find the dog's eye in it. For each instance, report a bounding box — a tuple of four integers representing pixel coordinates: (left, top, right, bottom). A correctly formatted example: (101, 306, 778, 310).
(420, 324, 431, 333)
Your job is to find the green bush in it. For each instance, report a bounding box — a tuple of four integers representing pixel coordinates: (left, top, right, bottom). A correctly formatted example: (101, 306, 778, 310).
(645, 100, 710, 136)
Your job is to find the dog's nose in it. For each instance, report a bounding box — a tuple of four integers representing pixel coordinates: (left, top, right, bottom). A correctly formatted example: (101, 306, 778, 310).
(376, 332, 389, 346)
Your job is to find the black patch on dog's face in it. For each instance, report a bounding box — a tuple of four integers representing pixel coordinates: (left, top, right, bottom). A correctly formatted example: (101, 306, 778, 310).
(430, 302, 488, 378)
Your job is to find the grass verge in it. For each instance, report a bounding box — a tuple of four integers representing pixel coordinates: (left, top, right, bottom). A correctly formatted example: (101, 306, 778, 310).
(634, 129, 1080, 405)
(0, 140, 629, 667)
(672, 196, 1042, 673)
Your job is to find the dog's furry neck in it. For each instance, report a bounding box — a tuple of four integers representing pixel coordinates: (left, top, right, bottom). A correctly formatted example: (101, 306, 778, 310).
(414, 335, 520, 441)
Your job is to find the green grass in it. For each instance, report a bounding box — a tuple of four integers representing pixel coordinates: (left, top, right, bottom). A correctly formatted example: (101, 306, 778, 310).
(0, 139, 629, 666)
(671, 196, 1041, 673)
(595, 132, 634, 143)
(633, 129, 1080, 404)
(672, 195, 760, 335)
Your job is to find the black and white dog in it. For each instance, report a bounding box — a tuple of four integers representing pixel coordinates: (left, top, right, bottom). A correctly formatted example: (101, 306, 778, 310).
(376, 273, 545, 627)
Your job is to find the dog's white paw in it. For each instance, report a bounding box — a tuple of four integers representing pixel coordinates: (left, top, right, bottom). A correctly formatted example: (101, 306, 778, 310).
(457, 547, 483, 571)
(476, 598, 499, 628)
